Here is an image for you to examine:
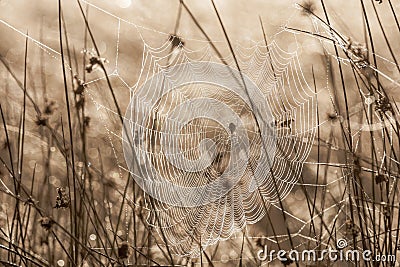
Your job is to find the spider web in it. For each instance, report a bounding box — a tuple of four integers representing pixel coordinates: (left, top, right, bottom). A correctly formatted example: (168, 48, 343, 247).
(69, 1, 318, 257)
(1, 0, 400, 265)
(117, 38, 317, 256)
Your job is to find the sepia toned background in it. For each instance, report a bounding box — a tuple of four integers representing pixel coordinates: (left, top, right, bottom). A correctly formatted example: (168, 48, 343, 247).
(1, 0, 400, 266)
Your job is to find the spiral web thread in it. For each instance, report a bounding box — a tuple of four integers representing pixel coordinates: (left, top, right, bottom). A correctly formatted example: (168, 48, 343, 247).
(3, 0, 400, 264)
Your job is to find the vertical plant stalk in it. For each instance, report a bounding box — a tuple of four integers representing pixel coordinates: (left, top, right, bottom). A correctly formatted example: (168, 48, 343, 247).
(58, 0, 78, 263)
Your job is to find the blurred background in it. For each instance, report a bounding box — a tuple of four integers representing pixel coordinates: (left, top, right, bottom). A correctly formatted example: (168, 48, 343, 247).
(1, 0, 400, 266)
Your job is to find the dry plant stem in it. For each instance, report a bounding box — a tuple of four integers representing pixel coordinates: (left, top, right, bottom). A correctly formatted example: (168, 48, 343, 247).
(58, 0, 79, 264)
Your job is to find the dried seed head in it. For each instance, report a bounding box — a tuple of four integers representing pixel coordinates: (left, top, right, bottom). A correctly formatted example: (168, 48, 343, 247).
(169, 34, 185, 48)
(298, 0, 316, 16)
(375, 96, 393, 114)
(85, 56, 108, 73)
(76, 97, 85, 109)
(345, 38, 368, 68)
(383, 204, 391, 219)
(44, 99, 57, 115)
(327, 112, 338, 121)
(35, 114, 48, 126)
(84, 116, 91, 127)
(40, 235, 49, 246)
(117, 241, 131, 259)
(39, 216, 54, 231)
(54, 187, 70, 209)
(375, 174, 388, 184)
(24, 196, 38, 206)
(73, 75, 86, 95)
(255, 236, 267, 248)
(345, 219, 360, 237)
